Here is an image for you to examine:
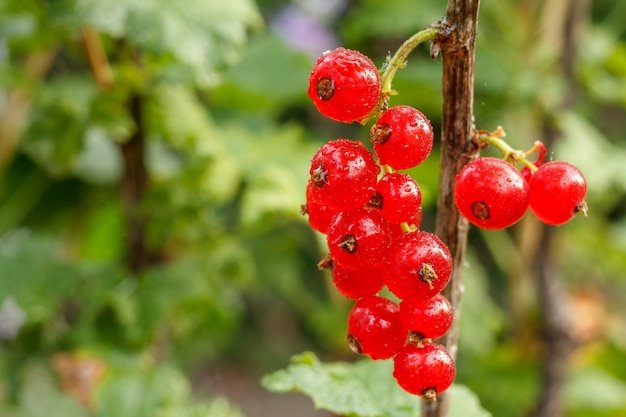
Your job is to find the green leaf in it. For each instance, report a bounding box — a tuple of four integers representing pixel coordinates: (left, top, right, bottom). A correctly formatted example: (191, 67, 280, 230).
(0, 363, 87, 417)
(75, 0, 263, 87)
(262, 351, 491, 417)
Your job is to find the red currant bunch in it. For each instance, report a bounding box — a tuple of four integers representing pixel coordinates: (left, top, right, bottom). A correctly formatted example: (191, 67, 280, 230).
(303, 46, 456, 400)
(308, 48, 381, 123)
(453, 136, 587, 229)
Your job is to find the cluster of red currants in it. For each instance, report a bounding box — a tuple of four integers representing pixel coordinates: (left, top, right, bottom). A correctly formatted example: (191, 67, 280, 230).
(302, 47, 455, 400)
(455, 140, 588, 230)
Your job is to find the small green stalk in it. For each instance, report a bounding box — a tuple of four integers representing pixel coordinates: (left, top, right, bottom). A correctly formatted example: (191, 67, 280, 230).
(380, 26, 441, 96)
(477, 127, 540, 172)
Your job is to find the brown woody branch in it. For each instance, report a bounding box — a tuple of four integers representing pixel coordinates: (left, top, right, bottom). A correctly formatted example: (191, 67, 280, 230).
(423, 0, 481, 416)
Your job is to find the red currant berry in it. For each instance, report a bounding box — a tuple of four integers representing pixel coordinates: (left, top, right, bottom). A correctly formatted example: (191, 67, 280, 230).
(371, 105, 434, 170)
(331, 261, 384, 300)
(400, 293, 454, 341)
(369, 173, 422, 224)
(382, 231, 452, 302)
(308, 48, 381, 123)
(347, 295, 408, 360)
(326, 208, 391, 269)
(393, 342, 456, 398)
(528, 161, 587, 225)
(454, 157, 529, 230)
(303, 182, 341, 234)
(310, 139, 380, 211)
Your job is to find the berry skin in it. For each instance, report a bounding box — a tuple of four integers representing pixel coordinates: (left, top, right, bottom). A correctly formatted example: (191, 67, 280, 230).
(369, 173, 422, 224)
(393, 342, 456, 398)
(529, 161, 587, 225)
(309, 139, 380, 212)
(347, 295, 408, 360)
(400, 293, 454, 341)
(308, 48, 381, 123)
(303, 182, 341, 234)
(382, 231, 452, 302)
(326, 208, 391, 269)
(371, 105, 434, 170)
(454, 157, 530, 230)
(318, 256, 384, 300)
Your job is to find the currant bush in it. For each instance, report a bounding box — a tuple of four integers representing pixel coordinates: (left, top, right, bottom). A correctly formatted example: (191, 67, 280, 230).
(308, 47, 381, 123)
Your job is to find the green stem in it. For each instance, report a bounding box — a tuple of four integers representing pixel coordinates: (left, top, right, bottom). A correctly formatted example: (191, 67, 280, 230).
(478, 134, 539, 172)
(380, 26, 441, 95)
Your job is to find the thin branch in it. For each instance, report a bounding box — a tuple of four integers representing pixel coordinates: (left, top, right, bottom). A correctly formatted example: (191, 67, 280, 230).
(423, 0, 481, 416)
(82, 26, 114, 90)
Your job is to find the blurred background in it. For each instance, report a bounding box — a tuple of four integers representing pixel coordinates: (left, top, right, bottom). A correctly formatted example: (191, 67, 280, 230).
(1, 0, 625, 416)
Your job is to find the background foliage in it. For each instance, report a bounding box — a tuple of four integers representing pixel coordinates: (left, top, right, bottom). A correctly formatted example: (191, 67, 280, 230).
(1, 0, 625, 416)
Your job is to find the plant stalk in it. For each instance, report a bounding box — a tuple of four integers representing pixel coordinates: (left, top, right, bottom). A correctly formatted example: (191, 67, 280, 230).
(423, 0, 481, 416)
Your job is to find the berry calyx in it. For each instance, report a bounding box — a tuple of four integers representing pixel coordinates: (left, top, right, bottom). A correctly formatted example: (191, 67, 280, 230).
(309, 139, 380, 211)
(400, 293, 454, 341)
(454, 157, 530, 230)
(347, 295, 407, 360)
(371, 105, 434, 170)
(382, 231, 452, 302)
(393, 342, 456, 398)
(326, 207, 391, 269)
(308, 48, 381, 123)
(369, 173, 422, 224)
(528, 160, 587, 225)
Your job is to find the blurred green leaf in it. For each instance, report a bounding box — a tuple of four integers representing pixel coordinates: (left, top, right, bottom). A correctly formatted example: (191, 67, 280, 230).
(0, 363, 87, 417)
(75, 0, 263, 87)
(262, 351, 491, 417)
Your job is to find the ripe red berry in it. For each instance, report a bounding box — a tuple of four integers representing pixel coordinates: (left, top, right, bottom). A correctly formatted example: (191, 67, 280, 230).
(309, 139, 380, 212)
(393, 342, 456, 398)
(528, 161, 587, 225)
(303, 182, 341, 234)
(369, 173, 422, 224)
(308, 48, 381, 123)
(382, 231, 452, 302)
(347, 295, 407, 360)
(326, 208, 391, 269)
(400, 294, 454, 341)
(318, 256, 384, 299)
(371, 105, 434, 170)
(454, 157, 529, 230)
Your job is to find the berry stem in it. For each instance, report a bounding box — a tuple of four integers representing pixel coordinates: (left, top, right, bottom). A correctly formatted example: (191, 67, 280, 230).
(477, 127, 539, 172)
(380, 26, 441, 96)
